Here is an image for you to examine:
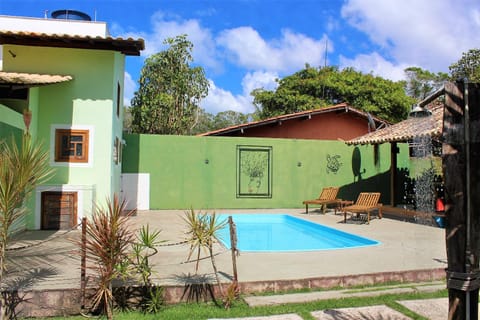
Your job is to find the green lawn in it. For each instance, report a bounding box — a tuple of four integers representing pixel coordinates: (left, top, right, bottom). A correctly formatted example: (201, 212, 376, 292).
(29, 288, 448, 320)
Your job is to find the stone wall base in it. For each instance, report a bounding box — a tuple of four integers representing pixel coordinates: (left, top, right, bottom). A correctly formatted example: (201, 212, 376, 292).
(13, 268, 446, 318)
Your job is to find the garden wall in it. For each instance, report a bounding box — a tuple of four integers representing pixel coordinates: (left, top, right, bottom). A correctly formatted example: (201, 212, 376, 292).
(0, 103, 24, 142)
(122, 134, 410, 210)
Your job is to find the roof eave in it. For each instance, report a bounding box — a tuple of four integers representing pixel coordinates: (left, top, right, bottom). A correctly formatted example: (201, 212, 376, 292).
(0, 71, 73, 86)
(0, 32, 145, 56)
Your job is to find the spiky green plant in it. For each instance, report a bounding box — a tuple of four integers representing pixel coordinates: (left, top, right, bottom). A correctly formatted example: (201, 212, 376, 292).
(183, 209, 205, 272)
(132, 224, 165, 313)
(84, 195, 135, 320)
(223, 281, 240, 309)
(183, 210, 227, 297)
(133, 224, 162, 286)
(0, 132, 52, 320)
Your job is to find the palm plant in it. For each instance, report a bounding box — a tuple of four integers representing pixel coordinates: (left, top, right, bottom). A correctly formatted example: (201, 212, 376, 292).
(183, 209, 205, 272)
(132, 225, 162, 286)
(84, 195, 135, 320)
(183, 209, 227, 297)
(131, 225, 165, 313)
(0, 131, 52, 320)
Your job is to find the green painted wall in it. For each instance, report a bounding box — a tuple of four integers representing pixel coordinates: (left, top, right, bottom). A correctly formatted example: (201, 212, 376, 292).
(123, 134, 410, 209)
(2, 44, 125, 228)
(0, 103, 24, 140)
(410, 157, 442, 178)
(110, 52, 126, 198)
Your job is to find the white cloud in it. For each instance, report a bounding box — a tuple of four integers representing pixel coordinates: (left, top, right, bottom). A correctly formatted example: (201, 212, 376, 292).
(201, 71, 279, 114)
(142, 11, 221, 72)
(326, 16, 340, 34)
(242, 71, 279, 95)
(113, 11, 220, 72)
(339, 52, 409, 81)
(341, 0, 480, 73)
(217, 27, 330, 72)
(113, 1, 480, 116)
(201, 80, 247, 114)
(115, 10, 332, 115)
(123, 71, 136, 106)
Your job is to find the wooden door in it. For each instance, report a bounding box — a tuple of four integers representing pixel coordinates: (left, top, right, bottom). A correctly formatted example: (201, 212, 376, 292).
(41, 192, 77, 230)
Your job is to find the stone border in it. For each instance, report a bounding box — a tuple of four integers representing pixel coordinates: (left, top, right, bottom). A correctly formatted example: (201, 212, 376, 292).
(14, 268, 446, 318)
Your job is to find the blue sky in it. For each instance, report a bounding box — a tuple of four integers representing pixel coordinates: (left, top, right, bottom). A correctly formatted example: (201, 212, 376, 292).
(2, 0, 480, 114)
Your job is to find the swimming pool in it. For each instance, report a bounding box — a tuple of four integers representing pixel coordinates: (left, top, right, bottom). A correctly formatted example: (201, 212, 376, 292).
(216, 214, 380, 252)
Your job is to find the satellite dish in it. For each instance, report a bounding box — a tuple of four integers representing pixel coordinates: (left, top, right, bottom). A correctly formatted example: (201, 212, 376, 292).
(352, 147, 361, 180)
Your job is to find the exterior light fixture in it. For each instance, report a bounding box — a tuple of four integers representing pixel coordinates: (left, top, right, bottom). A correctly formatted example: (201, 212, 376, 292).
(409, 104, 432, 118)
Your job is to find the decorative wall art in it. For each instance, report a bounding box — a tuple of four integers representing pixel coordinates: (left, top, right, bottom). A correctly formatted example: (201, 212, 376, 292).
(326, 153, 342, 174)
(236, 145, 272, 198)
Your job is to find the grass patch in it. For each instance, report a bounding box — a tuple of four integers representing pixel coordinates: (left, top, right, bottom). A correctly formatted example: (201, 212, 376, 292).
(28, 288, 447, 320)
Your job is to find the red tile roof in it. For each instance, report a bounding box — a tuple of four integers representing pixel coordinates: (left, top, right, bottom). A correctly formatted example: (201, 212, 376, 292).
(346, 104, 443, 145)
(198, 103, 389, 136)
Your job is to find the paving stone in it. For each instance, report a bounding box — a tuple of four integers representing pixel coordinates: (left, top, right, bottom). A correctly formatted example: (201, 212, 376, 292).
(244, 282, 446, 307)
(311, 305, 412, 320)
(209, 314, 303, 320)
(398, 298, 448, 320)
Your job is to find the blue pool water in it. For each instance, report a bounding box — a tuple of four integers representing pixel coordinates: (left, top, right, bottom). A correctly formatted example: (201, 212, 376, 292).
(216, 214, 380, 252)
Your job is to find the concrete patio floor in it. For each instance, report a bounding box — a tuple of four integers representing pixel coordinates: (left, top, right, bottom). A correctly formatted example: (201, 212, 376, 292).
(139, 208, 447, 287)
(8, 208, 448, 317)
(9, 208, 447, 290)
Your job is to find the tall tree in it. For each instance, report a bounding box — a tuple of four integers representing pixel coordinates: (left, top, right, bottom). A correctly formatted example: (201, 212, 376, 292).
(252, 65, 414, 123)
(404, 67, 448, 100)
(449, 48, 480, 82)
(130, 35, 209, 135)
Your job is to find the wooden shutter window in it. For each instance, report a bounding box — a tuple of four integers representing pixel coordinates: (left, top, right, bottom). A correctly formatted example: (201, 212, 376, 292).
(55, 129, 89, 162)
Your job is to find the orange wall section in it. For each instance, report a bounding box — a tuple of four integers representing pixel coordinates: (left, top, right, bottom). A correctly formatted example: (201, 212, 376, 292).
(227, 113, 370, 140)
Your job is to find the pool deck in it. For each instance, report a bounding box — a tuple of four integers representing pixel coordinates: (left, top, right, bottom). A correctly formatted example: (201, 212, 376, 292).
(8, 208, 447, 316)
(145, 208, 446, 286)
(9, 208, 447, 287)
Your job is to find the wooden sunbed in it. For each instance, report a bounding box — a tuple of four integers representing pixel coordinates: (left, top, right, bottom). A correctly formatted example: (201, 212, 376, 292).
(302, 187, 340, 214)
(342, 192, 382, 224)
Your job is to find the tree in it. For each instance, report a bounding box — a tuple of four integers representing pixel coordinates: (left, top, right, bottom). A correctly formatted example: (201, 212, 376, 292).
(189, 108, 214, 135)
(130, 35, 209, 135)
(212, 111, 249, 130)
(404, 67, 448, 100)
(0, 112, 52, 319)
(449, 48, 480, 82)
(252, 65, 415, 123)
(123, 106, 133, 133)
(190, 110, 251, 135)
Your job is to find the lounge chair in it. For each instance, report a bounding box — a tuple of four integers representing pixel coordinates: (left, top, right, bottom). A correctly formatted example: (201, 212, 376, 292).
(303, 187, 340, 214)
(342, 192, 382, 224)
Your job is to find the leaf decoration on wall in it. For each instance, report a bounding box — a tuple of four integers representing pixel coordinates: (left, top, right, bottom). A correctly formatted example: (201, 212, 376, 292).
(326, 154, 342, 174)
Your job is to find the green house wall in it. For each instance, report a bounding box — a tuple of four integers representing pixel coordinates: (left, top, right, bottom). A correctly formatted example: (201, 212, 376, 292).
(0, 103, 24, 140)
(122, 134, 410, 210)
(1, 44, 126, 229)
